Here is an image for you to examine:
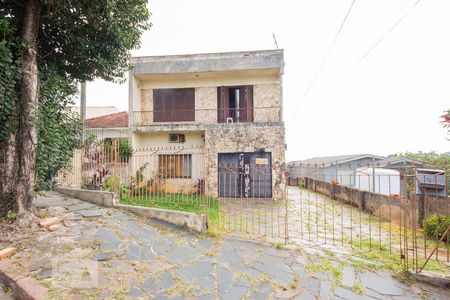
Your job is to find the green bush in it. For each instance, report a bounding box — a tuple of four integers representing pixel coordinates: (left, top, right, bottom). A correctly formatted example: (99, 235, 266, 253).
(119, 139, 133, 159)
(423, 215, 450, 239)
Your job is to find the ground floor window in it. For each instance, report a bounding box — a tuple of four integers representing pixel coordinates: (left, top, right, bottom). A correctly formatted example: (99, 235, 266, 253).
(158, 154, 192, 178)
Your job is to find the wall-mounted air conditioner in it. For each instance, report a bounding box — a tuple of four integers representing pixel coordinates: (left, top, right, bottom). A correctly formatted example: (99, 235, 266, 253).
(169, 134, 186, 143)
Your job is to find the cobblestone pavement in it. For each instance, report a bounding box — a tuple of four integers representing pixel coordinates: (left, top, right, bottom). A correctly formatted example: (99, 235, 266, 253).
(216, 187, 450, 266)
(5, 191, 450, 299)
(0, 282, 13, 300)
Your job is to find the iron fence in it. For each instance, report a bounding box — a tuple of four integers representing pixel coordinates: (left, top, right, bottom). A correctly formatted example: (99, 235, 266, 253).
(57, 146, 449, 273)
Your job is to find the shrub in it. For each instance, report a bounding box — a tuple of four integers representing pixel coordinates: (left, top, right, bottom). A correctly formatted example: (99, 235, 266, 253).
(423, 215, 450, 239)
(119, 139, 132, 159)
(6, 210, 17, 223)
(194, 179, 205, 195)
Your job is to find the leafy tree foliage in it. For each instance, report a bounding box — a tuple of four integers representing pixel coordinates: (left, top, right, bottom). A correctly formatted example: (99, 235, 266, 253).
(0, 0, 151, 221)
(35, 70, 83, 190)
(0, 18, 22, 153)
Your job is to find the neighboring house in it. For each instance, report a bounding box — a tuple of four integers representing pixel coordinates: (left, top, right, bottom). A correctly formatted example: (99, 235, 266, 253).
(72, 106, 120, 119)
(128, 50, 286, 199)
(85, 111, 128, 141)
(288, 154, 385, 186)
(377, 157, 424, 171)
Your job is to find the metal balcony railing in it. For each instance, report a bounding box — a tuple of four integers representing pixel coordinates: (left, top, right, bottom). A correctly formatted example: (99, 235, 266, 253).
(132, 107, 282, 127)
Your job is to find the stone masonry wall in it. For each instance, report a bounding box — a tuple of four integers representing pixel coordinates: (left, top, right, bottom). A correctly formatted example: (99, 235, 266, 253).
(204, 123, 286, 200)
(140, 89, 153, 124)
(254, 84, 281, 122)
(195, 87, 217, 123)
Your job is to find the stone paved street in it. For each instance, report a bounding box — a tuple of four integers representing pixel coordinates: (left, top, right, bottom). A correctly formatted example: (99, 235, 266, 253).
(3, 191, 450, 299)
(0, 282, 13, 300)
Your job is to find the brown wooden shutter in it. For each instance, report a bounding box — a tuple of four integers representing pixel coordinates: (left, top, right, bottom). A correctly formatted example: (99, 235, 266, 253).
(240, 85, 253, 122)
(217, 86, 230, 123)
(247, 85, 254, 122)
(153, 88, 195, 122)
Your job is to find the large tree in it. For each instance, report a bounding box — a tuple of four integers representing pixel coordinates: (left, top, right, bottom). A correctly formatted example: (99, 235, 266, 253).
(0, 0, 151, 225)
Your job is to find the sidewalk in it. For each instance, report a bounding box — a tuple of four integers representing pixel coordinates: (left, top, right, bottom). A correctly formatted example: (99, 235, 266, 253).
(1, 191, 449, 299)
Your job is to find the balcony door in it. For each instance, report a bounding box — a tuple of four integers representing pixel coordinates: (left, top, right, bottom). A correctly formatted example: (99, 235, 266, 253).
(153, 88, 195, 122)
(218, 86, 253, 123)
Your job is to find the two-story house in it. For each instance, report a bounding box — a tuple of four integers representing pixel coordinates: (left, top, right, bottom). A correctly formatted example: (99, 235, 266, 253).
(128, 50, 286, 200)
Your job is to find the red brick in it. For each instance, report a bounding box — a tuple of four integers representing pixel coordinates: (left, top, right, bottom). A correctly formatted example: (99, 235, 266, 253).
(48, 224, 61, 231)
(0, 247, 16, 260)
(39, 217, 60, 228)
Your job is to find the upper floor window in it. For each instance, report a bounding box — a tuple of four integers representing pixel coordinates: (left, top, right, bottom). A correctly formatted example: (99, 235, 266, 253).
(153, 88, 195, 122)
(217, 86, 253, 123)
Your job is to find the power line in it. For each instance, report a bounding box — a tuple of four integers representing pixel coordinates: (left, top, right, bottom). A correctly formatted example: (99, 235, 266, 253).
(353, 0, 423, 68)
(290, 0, 357, 119)
(303, 0, 357, 98)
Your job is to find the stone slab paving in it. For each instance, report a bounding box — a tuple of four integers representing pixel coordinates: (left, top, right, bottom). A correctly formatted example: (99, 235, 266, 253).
(2, 190, 450, 300)
(0, 282, 13, 300)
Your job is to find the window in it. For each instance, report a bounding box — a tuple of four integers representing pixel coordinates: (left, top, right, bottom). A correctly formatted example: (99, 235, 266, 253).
(159, 154, 192, 178)
(217, 85, 253, 123)
(153, 88, 195, 122)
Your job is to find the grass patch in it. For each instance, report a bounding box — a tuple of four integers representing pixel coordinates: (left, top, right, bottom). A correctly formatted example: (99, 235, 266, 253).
(352, 280, 365, 294)
(393, 269, 416, 285)
(120, 193, 220, 226)
(306, 258, 343, 286)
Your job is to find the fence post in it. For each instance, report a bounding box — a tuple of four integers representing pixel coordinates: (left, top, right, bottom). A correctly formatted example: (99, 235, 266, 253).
(418, 194, 424, 227)
(360, 191, 366, 211)
(113, 139, 118, 194)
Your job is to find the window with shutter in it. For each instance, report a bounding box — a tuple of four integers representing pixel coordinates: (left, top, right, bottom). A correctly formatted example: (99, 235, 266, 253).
(217, 85, 253, 123)
(153, 88, 195, 122)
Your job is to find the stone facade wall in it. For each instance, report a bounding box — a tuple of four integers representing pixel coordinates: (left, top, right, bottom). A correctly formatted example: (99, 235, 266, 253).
(254, 84, 280, 107)
(140, 89, 153, 110)
(204, 123, 286, 200)
(254, 84, 281, 122)
(195, 87, 217, 123)
(140, 89, 153, 124)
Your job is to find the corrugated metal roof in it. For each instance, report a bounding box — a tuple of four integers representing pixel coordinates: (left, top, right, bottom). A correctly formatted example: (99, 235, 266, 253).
(288, 154, 385, 167)
(377, 157, 424, 167)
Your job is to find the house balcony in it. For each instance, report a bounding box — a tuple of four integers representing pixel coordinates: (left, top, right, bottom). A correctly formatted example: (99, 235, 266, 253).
(131, 107, 282, 132)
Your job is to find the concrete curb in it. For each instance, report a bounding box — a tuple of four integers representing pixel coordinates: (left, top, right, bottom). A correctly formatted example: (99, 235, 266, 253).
(413, 271, 450, 289)
(55, 187, 208, 233)
(0, 260, 48, 300)
(116, 204, 208, 233)
(56, 187, 116, 207)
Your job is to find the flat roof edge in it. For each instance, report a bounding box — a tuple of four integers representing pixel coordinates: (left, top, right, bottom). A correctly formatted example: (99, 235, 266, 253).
(130, 49, 284, 75)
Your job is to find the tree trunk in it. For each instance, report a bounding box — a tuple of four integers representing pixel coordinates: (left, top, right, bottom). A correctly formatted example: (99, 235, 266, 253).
(14, 0, 40, 226)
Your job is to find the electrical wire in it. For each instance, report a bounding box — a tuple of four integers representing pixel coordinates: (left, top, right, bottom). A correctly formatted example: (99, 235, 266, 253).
(291, 0, 357, 119)
(353, 0, 423, 68)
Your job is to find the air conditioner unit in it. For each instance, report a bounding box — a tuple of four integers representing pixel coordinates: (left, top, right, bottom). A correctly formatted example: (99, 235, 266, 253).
(169, 134, 185, 143)
(226, 117, 234, 124)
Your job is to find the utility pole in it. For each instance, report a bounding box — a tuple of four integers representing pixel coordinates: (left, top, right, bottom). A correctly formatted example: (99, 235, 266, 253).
(80, 82, 86, 142)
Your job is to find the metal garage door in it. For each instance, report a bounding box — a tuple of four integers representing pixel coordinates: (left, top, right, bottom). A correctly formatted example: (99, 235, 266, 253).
(218, 152, 272, 198)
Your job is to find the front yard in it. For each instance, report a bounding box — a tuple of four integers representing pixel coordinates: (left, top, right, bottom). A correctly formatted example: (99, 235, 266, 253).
(119, 193, 220, 225)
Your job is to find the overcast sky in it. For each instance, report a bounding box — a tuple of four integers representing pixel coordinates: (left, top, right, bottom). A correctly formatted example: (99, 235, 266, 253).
(78, 0, 450, 161)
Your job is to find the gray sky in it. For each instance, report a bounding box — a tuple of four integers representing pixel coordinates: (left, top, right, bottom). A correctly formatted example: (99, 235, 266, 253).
(79, 0, 450, 161)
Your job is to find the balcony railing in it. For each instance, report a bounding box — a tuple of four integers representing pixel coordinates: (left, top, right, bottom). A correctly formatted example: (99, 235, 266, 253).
(132, 107, 282, 127)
